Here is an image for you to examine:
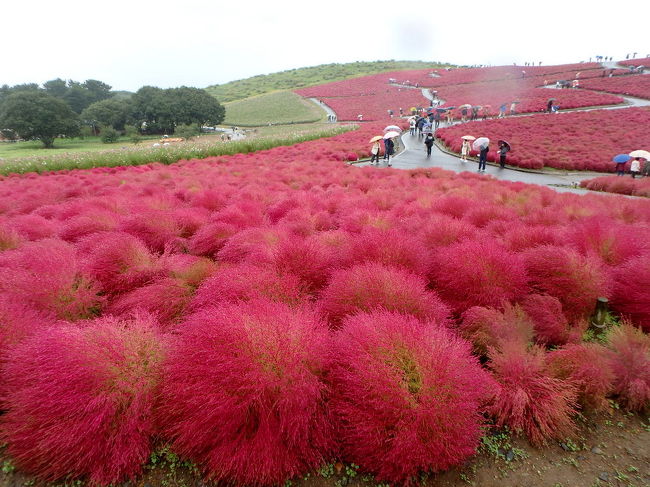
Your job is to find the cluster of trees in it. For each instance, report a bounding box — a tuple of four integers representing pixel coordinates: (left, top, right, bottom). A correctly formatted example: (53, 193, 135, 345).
(0, 79, 225, 148)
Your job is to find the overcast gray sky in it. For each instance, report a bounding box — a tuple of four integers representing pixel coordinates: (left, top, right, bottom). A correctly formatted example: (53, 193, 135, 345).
(3, 0, 648, 92)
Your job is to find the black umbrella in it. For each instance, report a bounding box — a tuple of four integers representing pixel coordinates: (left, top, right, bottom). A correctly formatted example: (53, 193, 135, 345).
(436, 107, 448, 112)
(498, 140, 511, 150)
(547, 98, 556, 102)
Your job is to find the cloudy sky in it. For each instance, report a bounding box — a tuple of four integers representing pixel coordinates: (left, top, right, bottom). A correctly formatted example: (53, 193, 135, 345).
(3, 0, 648, 92)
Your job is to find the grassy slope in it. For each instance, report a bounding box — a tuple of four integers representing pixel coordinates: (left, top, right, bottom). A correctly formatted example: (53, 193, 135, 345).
(206, 60, 452, 103)
(223, 91, 325, 126)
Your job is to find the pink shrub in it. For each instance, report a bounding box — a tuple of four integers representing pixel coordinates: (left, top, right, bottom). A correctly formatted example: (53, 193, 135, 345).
(523, 245, 608, 321)
(79, 231, 163, 296)
(7, 214, 59, 240)
(546, 343, 615, 411)
(329, 311, 494, 484)
(606, 323, 650, 411)
(1, 315, 165, 484)
(119, 210, 183, 253)
(217, 227, 288, 265)
(271, 234, 335, 293)
(521, 294, 570, 345)
(609, 255, 650, 331)
(459, 304, 534, 356)
(157, 299, 333, 486)
(347, 228, 431, 277)
(187, 221, 237, 257)
(107, 278, 193, 329)
(319, 263, 450, 327)
(161, 254, 216, 289)
(487, 342, 578, 446)
(190, 263, 307, 310)
(429, 240, 529, 314)
(0, 238, 104, 321)
(58, 210, 118, 242)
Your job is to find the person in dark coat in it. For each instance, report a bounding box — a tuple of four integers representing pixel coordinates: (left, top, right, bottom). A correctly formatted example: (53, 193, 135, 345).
(498, 141, 510, 168)
(384, 137, 395, 166)
(478, 144, 489, 172)
(424, 133, 434, 157)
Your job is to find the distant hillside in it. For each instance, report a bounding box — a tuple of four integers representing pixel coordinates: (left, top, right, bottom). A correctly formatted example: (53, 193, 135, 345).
(205, 60, 453, 103)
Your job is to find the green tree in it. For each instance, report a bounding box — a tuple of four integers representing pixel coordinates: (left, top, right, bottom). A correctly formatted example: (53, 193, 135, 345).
(131, 86, 175, 134)
(170, 87, 225, 128)
(43, 78, 68, 98)
(0, 91, 79, 148)
(81, 98, 131, 132)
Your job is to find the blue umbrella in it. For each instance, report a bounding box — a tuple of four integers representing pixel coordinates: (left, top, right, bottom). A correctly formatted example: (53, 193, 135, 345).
(613, 154, 631, 163)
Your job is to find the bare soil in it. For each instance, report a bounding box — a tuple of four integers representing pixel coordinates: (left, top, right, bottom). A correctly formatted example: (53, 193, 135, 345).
(0, 409, 647, 487)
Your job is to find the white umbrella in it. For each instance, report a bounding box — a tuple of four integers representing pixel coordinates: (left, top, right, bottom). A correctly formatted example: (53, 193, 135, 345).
(384, 125, 402, 133)
(384, 131, 401, 139)
(629, 149, 650, 159)
(472, 137, 490, 150)
(461, 135, 476, 141)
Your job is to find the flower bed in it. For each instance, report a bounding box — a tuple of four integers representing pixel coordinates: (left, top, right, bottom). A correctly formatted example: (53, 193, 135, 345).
(580, 174, 650, 197)
(579, 74, 650, 99)
(0, 88, 649, 485)
(323, 89, 431, 121)
(436, 107, 650, 171)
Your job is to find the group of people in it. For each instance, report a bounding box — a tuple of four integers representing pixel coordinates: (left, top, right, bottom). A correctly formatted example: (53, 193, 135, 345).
(616, 157, 647, 178)
(461, 138, 511, 171)
(370, 137, 395, 166)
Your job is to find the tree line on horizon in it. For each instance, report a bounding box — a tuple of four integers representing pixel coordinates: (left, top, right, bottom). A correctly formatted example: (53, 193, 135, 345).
(0, 79, 225, 148)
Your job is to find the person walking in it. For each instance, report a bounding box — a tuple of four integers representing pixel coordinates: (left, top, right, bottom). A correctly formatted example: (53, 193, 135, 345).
(434, 110, 441, 129)
(424, 132, 434, 157)
(370, 140, 381, 165)
(460, 138, 471, 162)
(616, 160, 626, 176)
(498, 141, 510, 168)
(478, 144, 489, 172)
(547, 99, 553, 113)
(461, 106, 469, 122)
(409, 117, 416, 135)
(384, 137, 395, 166)
(630, 157, 641, 178)
(498, 103, 507, 118)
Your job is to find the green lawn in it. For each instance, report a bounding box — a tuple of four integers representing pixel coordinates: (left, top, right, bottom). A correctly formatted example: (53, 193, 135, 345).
(0, 136, 158, 160)
(206, 60, 452, 102)
(224, 91, 325, 127)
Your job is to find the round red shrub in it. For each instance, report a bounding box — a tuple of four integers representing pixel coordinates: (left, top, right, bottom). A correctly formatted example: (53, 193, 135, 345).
(609, 255, 650, 332)
(521, 294, 570, 346)
(487, 342, 578, 446)
(429, 239, 529, 314)
(157, 299, 333, 486)
(319, 262, 450, 327)
(523, 245, 608, 321)
(190, 263, 306, 310)
(329, 311, 494, 484)
(1, 315, 165, 484)
(546, 343, 614, 411)
(459, 304, 534, 356)
(606, 323, 650, 411)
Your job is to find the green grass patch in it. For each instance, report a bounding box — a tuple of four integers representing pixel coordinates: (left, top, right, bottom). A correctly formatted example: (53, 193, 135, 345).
(0, 125, 354, 175)
(224, 91, 324, 127)
(0, 136, 158, 160)
(206, 60, 453, 102)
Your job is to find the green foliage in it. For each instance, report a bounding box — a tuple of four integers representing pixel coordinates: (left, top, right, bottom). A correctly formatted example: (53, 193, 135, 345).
(125, 126, 143, 144)
(0, 125, 352, 175)
(206, 60, 454, 102)
(0, 128, 17, 141)
(100, 127, 120, 143)
(81, 98, 131, 131)
(173, 124, 199, 140)
(0, 91, 79, 148)
(224, 90, 324, 126)
(146, 445, 199, 487)
(1, 460, 15, 474)
(480, 429, 527, 462)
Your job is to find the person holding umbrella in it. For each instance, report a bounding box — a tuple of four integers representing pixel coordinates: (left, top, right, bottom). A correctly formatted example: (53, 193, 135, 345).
(460, 135, 474, 162)
(613, 154, 631, 176)
(547, 98, 555, 113)
(383, 135, 395, 166)
(369, 136, 382, 165)
(630, 157, 641, 178)
(498, 140, 511, 168)
(473, 137, 490, 172)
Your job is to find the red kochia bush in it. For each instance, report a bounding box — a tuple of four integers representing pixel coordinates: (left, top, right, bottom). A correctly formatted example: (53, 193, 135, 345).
(459, 304, 534, 356)
(0, 238, 104, 321)
(609, 255, 650, 332)
(523, 245, 608, 321)
(157, 300, 332, 486)
(319, 262, 450, 327)
(1, 316, 165, 484)
(429, 239, 529, 314)
(488, 342, 578, 446)
(521, 294, 570, 345)
(606, 323, 650, 411)
(546, 343, 614, 411)
(329, 311, 494, 484)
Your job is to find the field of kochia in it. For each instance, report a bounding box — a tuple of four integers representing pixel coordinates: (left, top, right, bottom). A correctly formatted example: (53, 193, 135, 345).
(0, 61, 648, 487)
